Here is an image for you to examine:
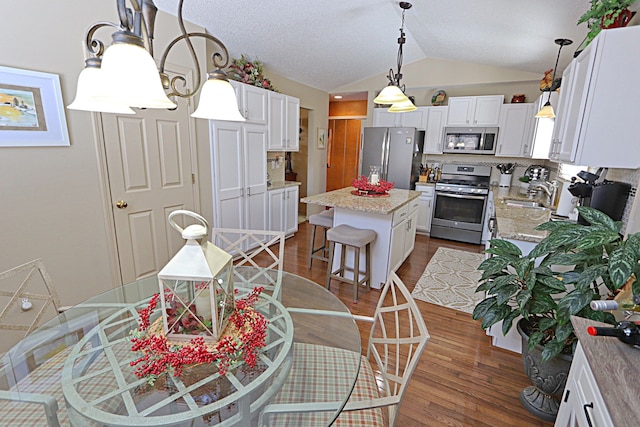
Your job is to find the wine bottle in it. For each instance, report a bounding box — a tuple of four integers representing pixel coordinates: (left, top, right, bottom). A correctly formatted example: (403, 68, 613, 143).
(587, 321, 640, 346)
(590, 294, 640, 312)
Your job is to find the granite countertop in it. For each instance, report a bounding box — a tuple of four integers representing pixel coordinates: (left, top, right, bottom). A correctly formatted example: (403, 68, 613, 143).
(492, 185, 552, 243)
(571, 316, 640, 426)
(268, 181, 301, 190)
(301, 187, 420, 215)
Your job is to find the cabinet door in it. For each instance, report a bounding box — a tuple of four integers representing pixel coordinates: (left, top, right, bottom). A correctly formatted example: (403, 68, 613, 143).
(268, 189, 285, 232)
(423, 106, 447, 154)
(373, 109, 399, 127)
(399, 108, 427, 129)
(244, 126, 268, 231)
(495, 103, 535, 157)
(417, 195, 433, 232)
(285, 96, 300, 151)
(389, 219, 406, 272)
(447, 97, 474, 125)
(473, 95, 503, 126)
(268, 92, 286, 150)
(242, 84, 268, 125)
(211, 123, 245, 229)
(403, 209, 418, 260)
(284, 186, 299, 234)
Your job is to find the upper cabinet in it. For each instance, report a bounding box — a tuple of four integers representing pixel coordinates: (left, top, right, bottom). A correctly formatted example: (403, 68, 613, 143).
(549, 26, 640, 168)
(230, 80, 268, 125)
(268, 92, 300, 151)
(446, 95, 504, 126)
(423, 106, 448, 154)
(495, 103, 535, 157)
(372, 108, 427, 129)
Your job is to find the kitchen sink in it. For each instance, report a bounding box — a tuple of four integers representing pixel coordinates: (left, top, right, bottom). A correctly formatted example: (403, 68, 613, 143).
(503, 199, 549, 209)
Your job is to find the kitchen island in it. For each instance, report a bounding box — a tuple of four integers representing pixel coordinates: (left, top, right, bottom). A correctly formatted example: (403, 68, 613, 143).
(302, 187, 421, 289)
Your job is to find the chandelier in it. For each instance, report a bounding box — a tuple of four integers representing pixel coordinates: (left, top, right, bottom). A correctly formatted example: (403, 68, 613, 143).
(373, 1, 416, 113)
(535, 38, 573, 119)
(68, 0, 245, 121)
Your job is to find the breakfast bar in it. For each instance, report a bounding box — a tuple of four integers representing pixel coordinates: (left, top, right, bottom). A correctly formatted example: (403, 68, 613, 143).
(302, 187, 421, 289)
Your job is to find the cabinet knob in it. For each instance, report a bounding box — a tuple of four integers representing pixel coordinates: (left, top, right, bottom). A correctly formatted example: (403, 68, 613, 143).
(116, 200, 128, 209)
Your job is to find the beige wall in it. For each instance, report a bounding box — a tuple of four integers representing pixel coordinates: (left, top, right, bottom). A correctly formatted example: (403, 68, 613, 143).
(2, 4, 209, 310)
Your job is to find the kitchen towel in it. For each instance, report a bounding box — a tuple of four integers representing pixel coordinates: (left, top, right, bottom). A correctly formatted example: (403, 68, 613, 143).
(411, 247, 485, 314)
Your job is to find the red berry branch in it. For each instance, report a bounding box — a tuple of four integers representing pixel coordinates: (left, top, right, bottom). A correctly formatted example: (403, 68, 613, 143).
(352, 176, 395, 193)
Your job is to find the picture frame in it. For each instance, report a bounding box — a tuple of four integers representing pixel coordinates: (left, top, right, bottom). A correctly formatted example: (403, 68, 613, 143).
(0, 66, 70, 147)
(317, 128, 326, 150)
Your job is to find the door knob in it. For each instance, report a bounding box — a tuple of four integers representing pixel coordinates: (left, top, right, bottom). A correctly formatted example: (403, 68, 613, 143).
(116, 200, 128, 209)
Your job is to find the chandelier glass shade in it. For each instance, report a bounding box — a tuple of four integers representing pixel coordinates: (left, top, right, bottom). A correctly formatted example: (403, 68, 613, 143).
(388, 98, 417, 112)
(535, 38, 573, 118)
(535, 101, 555, 119)
(68, 0, 245, 121)
(374, 85, 409, 105)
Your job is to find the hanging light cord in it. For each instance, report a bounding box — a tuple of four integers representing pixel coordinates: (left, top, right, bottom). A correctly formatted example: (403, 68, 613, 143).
(385, 2, 412, 91)
(545, 39, 572, 103)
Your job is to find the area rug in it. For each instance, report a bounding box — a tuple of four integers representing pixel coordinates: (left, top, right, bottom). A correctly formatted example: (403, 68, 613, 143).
(411, 247, 485, 314)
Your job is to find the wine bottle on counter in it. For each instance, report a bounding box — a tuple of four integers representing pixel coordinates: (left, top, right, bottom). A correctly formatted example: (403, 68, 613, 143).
(590, 294, 640, 312)
(587, 321, 640, 346)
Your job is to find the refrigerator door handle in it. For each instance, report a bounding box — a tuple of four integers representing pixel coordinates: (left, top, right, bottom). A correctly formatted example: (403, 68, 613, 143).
(382, 129, 390, 181)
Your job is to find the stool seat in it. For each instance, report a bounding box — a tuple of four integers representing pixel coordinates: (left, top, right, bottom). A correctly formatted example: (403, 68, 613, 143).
(327, 224, 376, 248)
(309, 209, 334, 228)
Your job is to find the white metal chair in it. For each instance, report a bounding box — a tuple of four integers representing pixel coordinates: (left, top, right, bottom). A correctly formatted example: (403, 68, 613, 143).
(209, 228, 286, 300)
(260, 272, 430, 426)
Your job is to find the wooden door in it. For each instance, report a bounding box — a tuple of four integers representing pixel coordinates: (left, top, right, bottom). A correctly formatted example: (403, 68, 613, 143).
(326, 119, 362, 191)
(102, 93, 194, 284)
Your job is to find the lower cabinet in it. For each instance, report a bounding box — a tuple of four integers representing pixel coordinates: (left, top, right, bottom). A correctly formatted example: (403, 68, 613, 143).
(389, 199, 419, 272)
(415, 184, 434, 233)
(268, 186, 299, 235)
(555, 343, 613, 427)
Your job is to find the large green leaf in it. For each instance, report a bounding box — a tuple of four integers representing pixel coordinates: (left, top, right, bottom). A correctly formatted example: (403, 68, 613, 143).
(541, 339, 565, 362)
(529, 228, 589, 258)
(501, 310, 520, 336)
(472, 297, 496, 320)
(537, 317, 556, 331)
(575, 229, 621, 251)
(485, 239, 522, 257)
(514, 257, 532, 280)
(625, 232, 640, 258)
(535, 220, 580, 231)
(537, 275, 567, 292)
(516, 289, 532, 310)
(529, 293, 557, 314)
(478, 256, 510, 279)
(495, 283, 519, 305)
(475, 280, 493, 292)
(574, 265, 609, 289)
(528, 330, 544, 348)
(555, 322, 574, 342)
(479, 305, 512, 330)
(557, 288, 594, 318)
(577, 206, 618, 231)
(531, 265, 554, 276)
(608, 243, 636, 288)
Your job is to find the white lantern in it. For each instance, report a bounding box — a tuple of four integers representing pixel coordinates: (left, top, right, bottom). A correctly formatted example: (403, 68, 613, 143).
(157, 210, 234, 342)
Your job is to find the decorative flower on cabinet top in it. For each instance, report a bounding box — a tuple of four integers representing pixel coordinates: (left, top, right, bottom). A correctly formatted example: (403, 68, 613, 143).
(228, 54, 278, 91)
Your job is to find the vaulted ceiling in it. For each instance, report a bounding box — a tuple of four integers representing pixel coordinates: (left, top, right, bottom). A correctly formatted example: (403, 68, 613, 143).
(154, 0, 602, 93)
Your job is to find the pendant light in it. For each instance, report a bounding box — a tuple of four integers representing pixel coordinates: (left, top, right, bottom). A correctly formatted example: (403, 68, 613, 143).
(535, 38, 573, 119)
(374, 2, 416, 112)
(69, 0, 245, 121)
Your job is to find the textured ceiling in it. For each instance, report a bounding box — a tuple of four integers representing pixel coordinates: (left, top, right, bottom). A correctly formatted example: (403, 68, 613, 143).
(153, 0, 595, 93)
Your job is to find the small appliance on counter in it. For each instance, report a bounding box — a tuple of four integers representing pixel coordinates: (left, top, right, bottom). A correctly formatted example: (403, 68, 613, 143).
(568, 168, 631, 225)
(496, 163, 515, 187)
(554, 179, 578, 217)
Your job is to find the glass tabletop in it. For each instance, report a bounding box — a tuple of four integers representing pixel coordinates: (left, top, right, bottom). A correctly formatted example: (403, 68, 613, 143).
(0, 267, 361, 426)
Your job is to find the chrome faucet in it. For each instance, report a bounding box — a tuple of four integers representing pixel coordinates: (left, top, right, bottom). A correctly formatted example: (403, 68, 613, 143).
(529, 180, 558, 206)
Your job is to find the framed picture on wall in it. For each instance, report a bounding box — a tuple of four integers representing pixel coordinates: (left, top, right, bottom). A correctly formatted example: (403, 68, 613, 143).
(0, 66, 70, 147)
(317, 128, 326, 150)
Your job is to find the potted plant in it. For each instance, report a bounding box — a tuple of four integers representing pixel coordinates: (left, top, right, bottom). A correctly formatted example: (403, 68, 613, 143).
(577, 0, 637, 48)
(472, 206, 640, 420)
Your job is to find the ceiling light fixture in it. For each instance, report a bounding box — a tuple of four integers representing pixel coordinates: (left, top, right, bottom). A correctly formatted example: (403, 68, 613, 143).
(373, 1, 416, 113)
(68, 0, 245, 121)
(535, 38, 573, 119)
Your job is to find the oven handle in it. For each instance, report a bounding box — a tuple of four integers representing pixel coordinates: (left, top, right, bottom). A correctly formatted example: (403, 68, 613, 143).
(435, 192, 487, 201)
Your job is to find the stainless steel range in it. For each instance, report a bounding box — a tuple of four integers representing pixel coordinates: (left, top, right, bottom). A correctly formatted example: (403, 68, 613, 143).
(430, 164, 491, 244)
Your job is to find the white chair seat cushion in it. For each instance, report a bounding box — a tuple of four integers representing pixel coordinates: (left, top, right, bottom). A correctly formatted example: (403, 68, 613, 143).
(268, 342, 384, 426)
(309, 209, 334, 228)
(327, 224, 376, 248)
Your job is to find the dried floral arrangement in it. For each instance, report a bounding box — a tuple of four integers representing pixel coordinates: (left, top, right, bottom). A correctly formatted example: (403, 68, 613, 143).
(352, 176, 395, 194)
(129, 287, 267, 385)
(228, 54, 278, 91)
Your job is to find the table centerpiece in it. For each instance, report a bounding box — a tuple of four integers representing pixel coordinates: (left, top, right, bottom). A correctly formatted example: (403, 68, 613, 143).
(351, 175, 394, 197)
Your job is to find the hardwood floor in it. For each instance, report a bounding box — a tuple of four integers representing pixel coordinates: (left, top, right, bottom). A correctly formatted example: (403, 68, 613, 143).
(281, 221, 553, 427)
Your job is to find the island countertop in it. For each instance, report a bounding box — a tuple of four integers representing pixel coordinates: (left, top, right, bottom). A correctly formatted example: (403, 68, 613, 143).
(301, 187, 420, 215)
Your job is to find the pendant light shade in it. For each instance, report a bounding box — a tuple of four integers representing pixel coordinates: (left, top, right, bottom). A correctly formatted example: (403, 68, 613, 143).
(535, 101, 555, 119)
(68, 59, 135, 114)
(97, 32, 176, 109)
(374, 85, 409, 105)
(388, 98, 417, 112)
(191, 70, 246, 121)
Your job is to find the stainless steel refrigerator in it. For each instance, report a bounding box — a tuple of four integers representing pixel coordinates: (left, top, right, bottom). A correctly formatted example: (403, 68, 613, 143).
(360, 127, 425, 190)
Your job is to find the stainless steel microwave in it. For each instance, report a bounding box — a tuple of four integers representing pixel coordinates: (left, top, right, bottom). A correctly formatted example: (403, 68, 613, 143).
(443, 127, 499, 155)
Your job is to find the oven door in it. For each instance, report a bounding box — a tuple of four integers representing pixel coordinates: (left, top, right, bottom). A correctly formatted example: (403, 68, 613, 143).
(431, 191, 487, 232)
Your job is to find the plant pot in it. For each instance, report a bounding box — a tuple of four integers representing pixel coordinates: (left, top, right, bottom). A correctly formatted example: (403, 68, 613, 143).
(516, 319, 573, 422)
(602, 8, 632, 29)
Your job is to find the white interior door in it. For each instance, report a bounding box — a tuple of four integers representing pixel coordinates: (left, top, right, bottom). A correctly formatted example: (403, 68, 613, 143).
(102, 80, 195, 283)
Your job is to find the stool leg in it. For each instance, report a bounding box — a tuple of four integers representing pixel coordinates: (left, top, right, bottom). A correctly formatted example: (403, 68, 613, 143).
(365, 242, 371, 290)
(308, 224, 317, 269)
(353, 246, 360, 303)
(325, 241, 335, 290)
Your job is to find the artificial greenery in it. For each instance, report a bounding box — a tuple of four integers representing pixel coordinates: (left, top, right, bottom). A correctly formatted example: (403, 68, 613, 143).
(577, 0, 637, 46)
(473, 206, 640, 362)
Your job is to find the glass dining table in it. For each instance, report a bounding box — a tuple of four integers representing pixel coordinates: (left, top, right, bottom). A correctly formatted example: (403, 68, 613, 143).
(0, 267, 361, 426)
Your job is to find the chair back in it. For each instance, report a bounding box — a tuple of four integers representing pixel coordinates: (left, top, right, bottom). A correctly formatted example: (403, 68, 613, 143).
(209, 228, 286, 300)
(366, 272, 430, 426)
(0, 259, 60, 355)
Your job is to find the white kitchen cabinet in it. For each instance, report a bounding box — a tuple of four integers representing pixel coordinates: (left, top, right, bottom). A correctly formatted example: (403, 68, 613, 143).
(230, 80, 268, 125)
(549, 26, 640, 168)
(555, 343, 614, 427)
(268, 92, 300, 151)
(210, 122, 268, 233)
(268, 185, 299, 235)
(495, 103, 535, 157)
(415, 184, 434, 233)
(446, 95, 503, 126)
(372, 107, 427, 129)
(389, 199, 419, 272)
(423, 106, 448, 154)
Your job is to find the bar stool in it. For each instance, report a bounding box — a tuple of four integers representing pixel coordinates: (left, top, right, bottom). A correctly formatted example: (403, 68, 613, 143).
(325, 224, 376, 302)
(308, 209, 334, 268)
